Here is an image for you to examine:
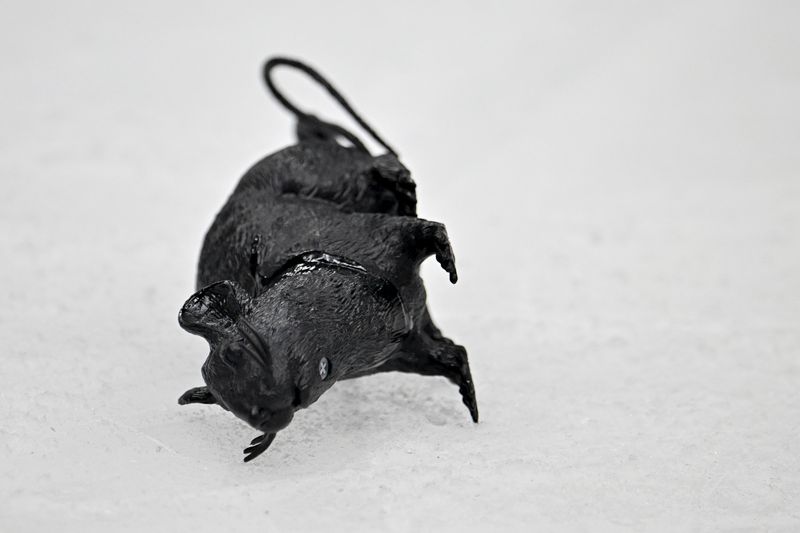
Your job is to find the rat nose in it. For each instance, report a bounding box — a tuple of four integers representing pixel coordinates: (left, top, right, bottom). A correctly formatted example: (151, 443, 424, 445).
(247, 405, 268, 425)
(256, 407, 293, 433)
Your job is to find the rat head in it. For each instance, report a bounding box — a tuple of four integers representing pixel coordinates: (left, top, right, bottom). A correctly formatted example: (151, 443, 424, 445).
(179, 280, 325, 459)
(178, 253, 411, 460)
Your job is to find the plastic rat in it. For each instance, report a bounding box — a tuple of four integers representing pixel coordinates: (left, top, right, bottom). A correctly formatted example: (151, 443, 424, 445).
(177, 57, 477, 462)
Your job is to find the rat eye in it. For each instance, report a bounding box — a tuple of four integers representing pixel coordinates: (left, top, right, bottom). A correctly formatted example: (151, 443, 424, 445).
(318, 357, 330, 380)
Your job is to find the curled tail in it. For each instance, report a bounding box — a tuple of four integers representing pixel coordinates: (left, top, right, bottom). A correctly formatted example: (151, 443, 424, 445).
(263, 57, 398, 157)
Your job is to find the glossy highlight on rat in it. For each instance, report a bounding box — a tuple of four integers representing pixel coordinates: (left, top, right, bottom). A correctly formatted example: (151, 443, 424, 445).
(177, 57, 478, 462)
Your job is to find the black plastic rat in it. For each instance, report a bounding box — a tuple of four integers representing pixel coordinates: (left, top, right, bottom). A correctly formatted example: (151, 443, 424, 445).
(177, 57, 477, 462)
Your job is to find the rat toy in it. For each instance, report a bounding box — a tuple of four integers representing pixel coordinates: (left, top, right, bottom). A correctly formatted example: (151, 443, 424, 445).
(177, 57, 478, 462)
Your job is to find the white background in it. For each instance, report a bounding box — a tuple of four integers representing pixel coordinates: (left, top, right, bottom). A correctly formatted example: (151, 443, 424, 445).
(1, 1, 798, 531)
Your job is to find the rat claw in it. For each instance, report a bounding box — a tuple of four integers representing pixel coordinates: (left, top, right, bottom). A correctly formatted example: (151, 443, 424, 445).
(243, 432, 276, 462)
(433, 240, 458, 284)
(460, 382, 479, 423)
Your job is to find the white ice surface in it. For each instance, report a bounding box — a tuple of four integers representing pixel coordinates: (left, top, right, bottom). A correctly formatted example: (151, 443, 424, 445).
(1, 1, 798, 531)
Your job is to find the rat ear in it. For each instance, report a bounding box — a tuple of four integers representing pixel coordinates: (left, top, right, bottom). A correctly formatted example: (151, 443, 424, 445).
(178, 280, 251, 341)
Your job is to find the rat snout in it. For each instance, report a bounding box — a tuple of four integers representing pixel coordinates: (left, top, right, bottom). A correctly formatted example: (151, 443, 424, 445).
(250, 406, 294, 433)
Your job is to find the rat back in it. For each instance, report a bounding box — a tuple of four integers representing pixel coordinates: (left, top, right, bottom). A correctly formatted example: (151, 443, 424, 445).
(196, 139, 420, 297)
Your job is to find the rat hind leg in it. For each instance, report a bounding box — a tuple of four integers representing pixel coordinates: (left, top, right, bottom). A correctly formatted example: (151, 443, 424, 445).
(368, 153, 417, 216)
(366, 309, 478, 422)
(372, 216, 458, 284)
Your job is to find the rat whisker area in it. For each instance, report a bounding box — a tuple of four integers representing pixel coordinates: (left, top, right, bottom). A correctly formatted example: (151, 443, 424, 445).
(237, 320, 273, 373)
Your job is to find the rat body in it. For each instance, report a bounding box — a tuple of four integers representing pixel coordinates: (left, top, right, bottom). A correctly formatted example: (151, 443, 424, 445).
(178, 58, 477, 462)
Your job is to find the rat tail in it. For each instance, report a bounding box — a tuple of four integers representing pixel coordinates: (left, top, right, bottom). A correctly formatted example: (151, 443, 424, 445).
(263, 57, 398, 157)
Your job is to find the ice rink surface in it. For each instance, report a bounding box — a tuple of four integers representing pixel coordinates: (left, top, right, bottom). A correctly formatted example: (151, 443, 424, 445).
(1, 1, 798, 531)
